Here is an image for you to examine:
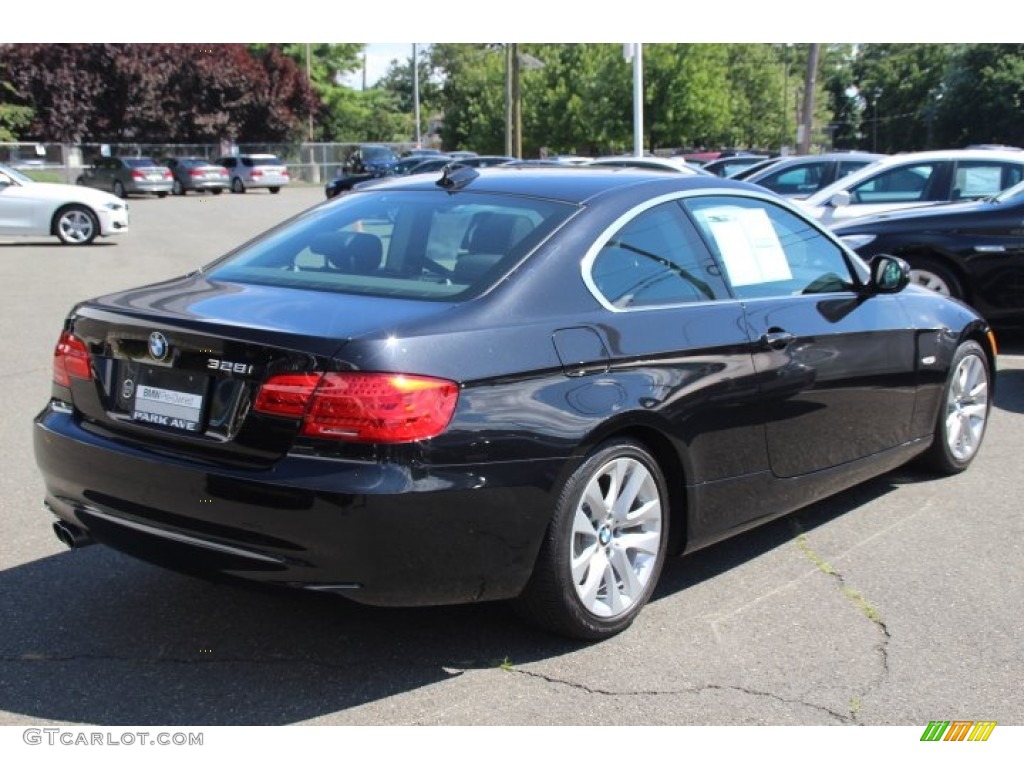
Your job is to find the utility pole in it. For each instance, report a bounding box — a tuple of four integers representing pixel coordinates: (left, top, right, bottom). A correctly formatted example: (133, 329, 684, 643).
(306, 43, 313, 142)
(412, 44, 421, 148)
(504, 45, 513, 157)
(632, 44, 643, 157)
(511, 43, 522, 158)
(797, 43, 820, 155)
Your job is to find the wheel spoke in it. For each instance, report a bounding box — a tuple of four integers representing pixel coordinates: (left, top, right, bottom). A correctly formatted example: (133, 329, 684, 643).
(608, 546, 642, 600)
(962, 403, 988, 421)
(616, 529, 660, 555)
(611, 462, 647, 520)
(577, 548, 609, 608)
(945, 411, 963, 447)
(571, 540, 599, 585)
(582, 483, 608, 518)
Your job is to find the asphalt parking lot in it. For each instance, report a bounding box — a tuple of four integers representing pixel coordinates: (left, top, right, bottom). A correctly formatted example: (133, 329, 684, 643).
(0, 186, 1021, 726)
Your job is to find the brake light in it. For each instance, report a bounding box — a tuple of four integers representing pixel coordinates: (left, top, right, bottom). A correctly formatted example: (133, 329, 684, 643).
(131, 170, 145, 180)
(254, 372, 458, 443)
(163, 171, 173, 180)
(282, 169, 290, 177)
(253, 373, 320, 417)
(251, 169, 263, 178)
(190, 169, 204, 177)
(53, 331, 92, 387)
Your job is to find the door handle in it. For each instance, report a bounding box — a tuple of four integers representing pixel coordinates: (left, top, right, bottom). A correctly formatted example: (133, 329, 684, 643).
(761, 330, 795, 350)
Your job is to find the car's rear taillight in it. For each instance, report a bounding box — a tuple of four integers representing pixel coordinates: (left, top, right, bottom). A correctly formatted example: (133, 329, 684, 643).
(53, 331, 92, 387)
(254, 372, 458, 443)
(251, 169, 263, 178)
(163, 171, 173, 180)
(282, 169, 290, 177)
(190, 169, 205, 177)
(131, 170, 145, 180)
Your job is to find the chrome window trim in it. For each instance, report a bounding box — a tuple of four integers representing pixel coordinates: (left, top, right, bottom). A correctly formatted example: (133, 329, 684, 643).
(580, 187, 863, 313)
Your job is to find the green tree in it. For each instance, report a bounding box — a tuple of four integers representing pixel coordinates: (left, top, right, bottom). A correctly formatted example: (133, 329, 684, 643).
(851, 44, 954, 152)
(431, 43, 506, 153)
(934, 44, 1024, 147)
(0, 78, 32, 142)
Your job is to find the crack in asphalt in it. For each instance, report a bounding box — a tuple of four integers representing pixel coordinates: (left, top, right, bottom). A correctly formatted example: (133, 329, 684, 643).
(504, 667, 851, 723)
(789, 519, 892, 721)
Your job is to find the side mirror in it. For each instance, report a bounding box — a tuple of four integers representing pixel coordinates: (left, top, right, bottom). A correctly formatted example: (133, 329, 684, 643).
(0, 178, 10, 190)
(830, 190, 852, 208)
(868, 254, 910, 294)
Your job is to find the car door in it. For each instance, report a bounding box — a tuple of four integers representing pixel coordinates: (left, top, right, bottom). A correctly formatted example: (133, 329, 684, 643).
(682, 194, 918, 478)
(821, 160, 947, 223)
(0, 168, 44, 235)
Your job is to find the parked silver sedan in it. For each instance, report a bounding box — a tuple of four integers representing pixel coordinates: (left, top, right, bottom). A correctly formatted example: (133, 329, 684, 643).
(76, 157, 173, 199)
(162, 157, 229, 196)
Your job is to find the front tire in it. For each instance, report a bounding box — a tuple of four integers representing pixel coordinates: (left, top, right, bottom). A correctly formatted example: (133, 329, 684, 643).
(112, 180, 126, 199)
(53, 205, 99, 245)
(172, 179, 185, 196)
(231, 177, 245, 194)
(921, 340, 991, 474)
(516, 439, 669, 640)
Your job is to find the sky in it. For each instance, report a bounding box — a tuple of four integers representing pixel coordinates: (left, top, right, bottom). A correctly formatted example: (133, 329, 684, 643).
(6, 0, 1018, 43)
(340, 44, 425, 91)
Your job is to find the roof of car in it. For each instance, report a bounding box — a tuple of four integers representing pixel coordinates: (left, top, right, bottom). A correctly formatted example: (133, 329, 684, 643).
(804, 148, 1024, 206)
(347, 166, 760, 206)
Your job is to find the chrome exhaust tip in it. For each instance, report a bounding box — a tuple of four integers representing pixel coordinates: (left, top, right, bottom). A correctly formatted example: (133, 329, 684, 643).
(53, 520, 93, 549)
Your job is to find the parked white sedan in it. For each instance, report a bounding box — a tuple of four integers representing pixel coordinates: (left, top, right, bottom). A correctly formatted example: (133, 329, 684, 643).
(0, 163, 129, 245)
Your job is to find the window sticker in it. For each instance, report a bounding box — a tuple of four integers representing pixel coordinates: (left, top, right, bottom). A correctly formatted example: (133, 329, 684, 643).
(694, 207, 792, 287)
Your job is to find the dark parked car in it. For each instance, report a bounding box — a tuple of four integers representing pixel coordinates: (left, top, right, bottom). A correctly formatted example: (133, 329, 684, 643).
(834, 179, 1024, 319)
(162, 157, 230, 196)
(742, 152, 885, 198)
(701, 155, 770, 177)
(36, 167, 994, 640)
(342, 144, 400, 178)
(76, 156, 173, 198)
(325, 155, 453, 199)
(448, 155, 517, 168)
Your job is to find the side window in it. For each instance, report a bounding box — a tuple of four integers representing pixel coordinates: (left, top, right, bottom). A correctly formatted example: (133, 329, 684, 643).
(241, 157, 254, 168)
(953, 161, 1024, 200)
(760, 162, 826, 196)
(221, 158, 236, 169)
(589, 202, 728, 308)
(849, 163, 939, 204)
(837, 160, 872, 179)
(683, 196, 856, 299)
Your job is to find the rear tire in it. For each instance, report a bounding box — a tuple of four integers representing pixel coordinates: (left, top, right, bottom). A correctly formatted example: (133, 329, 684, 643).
(269, 186, 281, 194)
(907, 256, 963, 300)
(515, 439, 669, 640)
(211, 188, 223, 195)
(156, 191, 168, 199)
(920, 340, 990, 474)
(113, 180, 126, 199)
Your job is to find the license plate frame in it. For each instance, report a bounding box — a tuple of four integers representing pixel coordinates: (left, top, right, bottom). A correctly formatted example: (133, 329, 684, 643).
(129, 367, 207, 433)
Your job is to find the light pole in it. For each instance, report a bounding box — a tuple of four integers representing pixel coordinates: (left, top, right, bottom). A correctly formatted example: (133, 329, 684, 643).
(412, 44, 421, 148)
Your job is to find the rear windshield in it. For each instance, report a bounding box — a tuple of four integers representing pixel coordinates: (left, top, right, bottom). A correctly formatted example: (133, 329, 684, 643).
(242, 156, 284, 167)
(125, 157, 159, 168)
(206, 190, 577, 301)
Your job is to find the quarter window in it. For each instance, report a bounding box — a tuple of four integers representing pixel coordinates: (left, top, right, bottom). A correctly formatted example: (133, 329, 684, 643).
(589, 202, 728, 308)
(683, 196, 856, 299)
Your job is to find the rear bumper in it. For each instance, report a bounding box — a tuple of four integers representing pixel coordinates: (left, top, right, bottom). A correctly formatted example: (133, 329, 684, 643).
(33, 402, 558, 606)
(244, 177, 290, 189)
(128, 180, 173, 194)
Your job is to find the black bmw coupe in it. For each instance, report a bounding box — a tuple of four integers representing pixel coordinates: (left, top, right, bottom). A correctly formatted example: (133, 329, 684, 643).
(35, 167, 995, 639)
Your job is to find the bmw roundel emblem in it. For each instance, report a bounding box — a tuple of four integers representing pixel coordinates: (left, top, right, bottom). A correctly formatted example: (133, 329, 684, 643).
(148, 332, 169, 361)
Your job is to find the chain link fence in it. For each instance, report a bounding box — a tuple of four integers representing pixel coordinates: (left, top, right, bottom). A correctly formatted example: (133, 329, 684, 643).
(1, 141, 427, 184)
